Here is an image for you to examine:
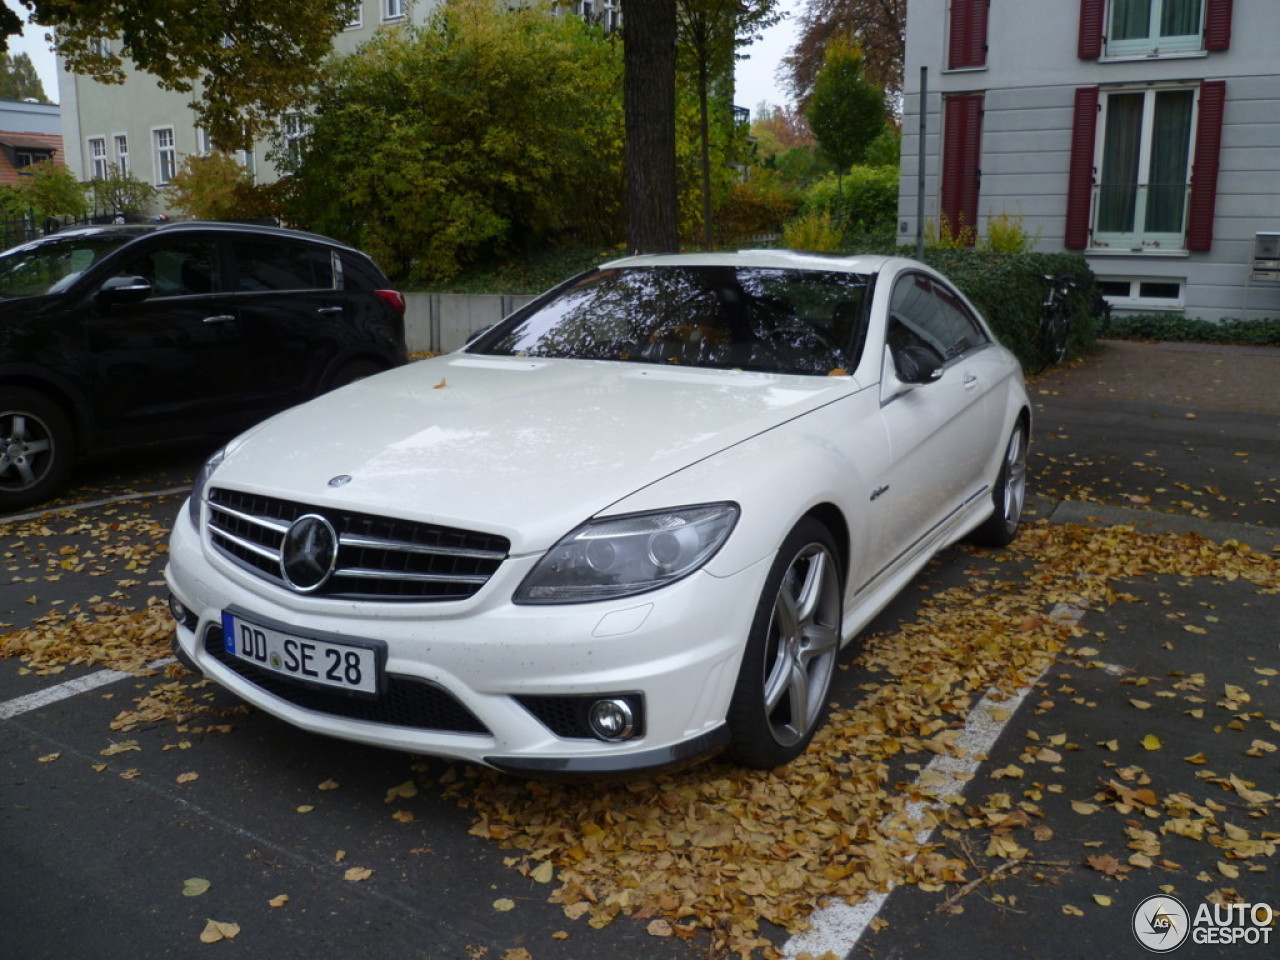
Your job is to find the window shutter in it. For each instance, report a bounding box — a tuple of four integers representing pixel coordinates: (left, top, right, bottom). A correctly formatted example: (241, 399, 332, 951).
(1204, 0, 1234, 51)
(941, 94, 984, 244)
(1077, 0, 1105, 59)
(948, 0, 989, 69)
(1186, 80, 1226, 252)
(1064, 86, 1099, 250)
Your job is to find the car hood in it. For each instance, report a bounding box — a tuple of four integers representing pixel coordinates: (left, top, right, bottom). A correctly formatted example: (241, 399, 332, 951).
(213, 354, 858, 554)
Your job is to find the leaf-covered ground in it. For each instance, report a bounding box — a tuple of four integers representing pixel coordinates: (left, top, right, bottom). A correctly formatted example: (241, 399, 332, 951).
(2, 513, 1275, 959)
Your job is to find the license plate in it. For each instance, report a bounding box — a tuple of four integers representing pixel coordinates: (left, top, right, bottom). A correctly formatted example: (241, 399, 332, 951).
(221, 611, 381, 695)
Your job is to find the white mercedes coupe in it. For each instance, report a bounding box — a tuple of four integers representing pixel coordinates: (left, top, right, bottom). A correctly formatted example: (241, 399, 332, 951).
(166, 252, 1030, 774)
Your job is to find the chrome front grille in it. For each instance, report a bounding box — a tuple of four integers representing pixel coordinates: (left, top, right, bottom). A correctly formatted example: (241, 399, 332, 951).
(206, 487, 509, 601)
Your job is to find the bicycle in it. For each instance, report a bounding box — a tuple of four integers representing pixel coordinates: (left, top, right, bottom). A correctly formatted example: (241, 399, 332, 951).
(1038, 273, 1079, 371)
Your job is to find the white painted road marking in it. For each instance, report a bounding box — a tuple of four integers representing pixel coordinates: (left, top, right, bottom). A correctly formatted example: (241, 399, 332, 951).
(0, 658, 176, 720)
(782, 602, 1087, 959)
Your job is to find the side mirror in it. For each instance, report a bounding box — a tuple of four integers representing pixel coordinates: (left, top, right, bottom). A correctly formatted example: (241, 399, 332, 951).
(97, 275, 153, 305)
(893, 343, 944, 385)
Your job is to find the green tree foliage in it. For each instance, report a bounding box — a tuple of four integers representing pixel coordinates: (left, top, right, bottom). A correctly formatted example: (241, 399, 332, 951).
(805, 44, 886, 188)
(800, 165, 898, 234)
(165, 152, 256, 220)
(785, 0, 905, 104)
(286, 0, 624, 283)
(88, 164, 158, 219)
(5, 0, 355, 148)
(675, 0, 780, 247)
(0, 51, 47, 101)
(18, 159, 88, 223)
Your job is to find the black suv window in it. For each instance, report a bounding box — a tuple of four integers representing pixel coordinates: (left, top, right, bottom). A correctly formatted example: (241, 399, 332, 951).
(113, 238, 223, 297)
(336, 251, 386, 291)
(233, 239, 334, 292)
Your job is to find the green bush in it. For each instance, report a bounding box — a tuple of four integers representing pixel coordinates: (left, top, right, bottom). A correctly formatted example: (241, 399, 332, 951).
(801, 166, 899, 237)
(1105, 314, 1280, 346)
(782, 209, 843, 252)
(715, 170, 801, 245)
(921, 249, 1103, 372)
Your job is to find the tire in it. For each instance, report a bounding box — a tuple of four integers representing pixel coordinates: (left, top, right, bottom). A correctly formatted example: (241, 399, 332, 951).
(969, 421, 1028, 548)
(0, 387, 74, 512)
(725, 518, 843, 769)
(324, 357, 384, 393)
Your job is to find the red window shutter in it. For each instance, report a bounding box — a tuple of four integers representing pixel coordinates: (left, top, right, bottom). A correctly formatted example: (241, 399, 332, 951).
(1204, 0, 1234, 51)
(1077, 0, 1105, 59)
(948, 0, 989, 69)
(941, 94, 984, 244)
(1064, 86, 1099, 250)
(1186, 80, 1226, 252)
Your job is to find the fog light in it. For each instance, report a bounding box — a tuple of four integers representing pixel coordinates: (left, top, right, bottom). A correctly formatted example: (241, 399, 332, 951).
(588, 698, 636, 741)
(168, 593, 196, 630)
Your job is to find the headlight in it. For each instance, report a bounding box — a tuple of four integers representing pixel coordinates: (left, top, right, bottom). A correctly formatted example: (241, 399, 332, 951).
(514, 503, 739, 604)
(187, 446, 227, 528)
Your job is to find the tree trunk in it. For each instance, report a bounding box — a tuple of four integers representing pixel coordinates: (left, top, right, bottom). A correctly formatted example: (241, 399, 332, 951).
(622, 0, 679, 254)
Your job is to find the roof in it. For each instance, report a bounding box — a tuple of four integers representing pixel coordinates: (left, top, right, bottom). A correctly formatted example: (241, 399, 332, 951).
(599, 250, 901, 274)
(0, 130, 64, 189)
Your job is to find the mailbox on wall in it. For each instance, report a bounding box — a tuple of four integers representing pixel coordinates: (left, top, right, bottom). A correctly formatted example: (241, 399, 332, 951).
(1253, 232, 1280, 282)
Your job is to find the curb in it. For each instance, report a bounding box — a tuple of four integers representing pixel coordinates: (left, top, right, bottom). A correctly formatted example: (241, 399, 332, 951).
(1026, 494, 1278, 554)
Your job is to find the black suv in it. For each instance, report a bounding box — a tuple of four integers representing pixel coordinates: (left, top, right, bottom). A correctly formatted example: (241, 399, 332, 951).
(0, 221, 408, 511)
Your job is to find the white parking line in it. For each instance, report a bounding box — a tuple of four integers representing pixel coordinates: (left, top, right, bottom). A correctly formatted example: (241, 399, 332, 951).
(0, 485, 193, 525)
(782, 603, 1086, 959)
(0, 658, 176, 720)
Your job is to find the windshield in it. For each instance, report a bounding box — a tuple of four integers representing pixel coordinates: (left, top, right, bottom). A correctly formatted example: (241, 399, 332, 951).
(476, 266, 870, 376)
(0, 235, 135, 298)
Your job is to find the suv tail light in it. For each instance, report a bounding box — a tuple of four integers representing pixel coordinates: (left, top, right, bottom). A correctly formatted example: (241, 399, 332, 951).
(374, 289, 406, 315)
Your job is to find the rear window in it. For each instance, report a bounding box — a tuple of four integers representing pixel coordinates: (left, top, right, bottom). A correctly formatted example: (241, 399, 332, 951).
(475, 266, 870, 376)
(232, 239, 334, 292)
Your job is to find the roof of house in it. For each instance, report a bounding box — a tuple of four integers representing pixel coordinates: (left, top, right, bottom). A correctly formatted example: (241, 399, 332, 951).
(0, 130, 64, 189)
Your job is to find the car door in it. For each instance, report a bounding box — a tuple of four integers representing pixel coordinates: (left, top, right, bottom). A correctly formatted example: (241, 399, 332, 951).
(228, 237, 353, 406)
(86, 233, 259, 443)
(872, 271, 996, 563)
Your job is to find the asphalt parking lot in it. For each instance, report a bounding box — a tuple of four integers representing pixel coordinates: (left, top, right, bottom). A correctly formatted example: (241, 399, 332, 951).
(1, 341, 1277, 960)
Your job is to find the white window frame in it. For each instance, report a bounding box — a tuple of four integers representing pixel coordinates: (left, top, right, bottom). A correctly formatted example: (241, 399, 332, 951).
(1091, 83, 1200, 252)
(282, 113, 310, 165)
(1097, 277, 1185, 311)
(383, 0, 405, 21)
(345, 0, 363, 28)
(1104, 0, 1206, 59)
(114, 134, 130, 177)
(88, 137, 109, 179)
(153, 126, 177, 185)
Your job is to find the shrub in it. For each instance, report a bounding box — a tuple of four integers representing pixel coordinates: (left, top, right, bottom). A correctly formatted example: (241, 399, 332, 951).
(801, 165, 898, 238)
(715, 170, 801, 245)
(923, 248, 1102, 371)
(979, 213, 1039, 254)
(782, 209, 844, 253)
(1106, 314, 1280, 346)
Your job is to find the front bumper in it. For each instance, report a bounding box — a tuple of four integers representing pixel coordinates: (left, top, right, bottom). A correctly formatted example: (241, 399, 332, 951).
(166, 508, 769, 772)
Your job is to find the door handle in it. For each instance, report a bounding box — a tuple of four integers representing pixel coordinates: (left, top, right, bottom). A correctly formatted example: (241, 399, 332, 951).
(203, 314, 236, 324)
(316, 306, 343, 316)
(963, 373, 979, 390)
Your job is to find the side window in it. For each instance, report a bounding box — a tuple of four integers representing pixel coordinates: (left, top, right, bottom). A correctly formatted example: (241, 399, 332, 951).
(336, 251, 385, 292)
(113, 239, 222, 297)
(888, 274, 952, 361)
(932, 282, 989, 356)
(232, 240, 334, 292)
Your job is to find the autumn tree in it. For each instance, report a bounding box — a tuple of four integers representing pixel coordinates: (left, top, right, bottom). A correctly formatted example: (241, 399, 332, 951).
(287, 0, 623, 281)
(676, 0, 780, 248)
(784, 0, 905, 105)
(88, 164, 158, 219)
(621, 0, 679, 254)
(0, 51, 47, 101)
(2, 0, 356, 148)
(806, 43, 886, 191)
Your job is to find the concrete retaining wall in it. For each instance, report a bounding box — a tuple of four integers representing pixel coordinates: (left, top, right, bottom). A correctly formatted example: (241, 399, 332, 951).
(403, 293, 540, 354)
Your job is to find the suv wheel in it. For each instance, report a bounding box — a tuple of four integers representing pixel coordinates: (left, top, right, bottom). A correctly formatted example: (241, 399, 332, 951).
(0, 388, 74, 512)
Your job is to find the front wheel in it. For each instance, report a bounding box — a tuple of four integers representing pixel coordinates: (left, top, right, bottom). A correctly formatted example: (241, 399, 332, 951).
(969, 421, 1028, 547)
(0, 388, 74, 513)
(725, 518, 843, 769)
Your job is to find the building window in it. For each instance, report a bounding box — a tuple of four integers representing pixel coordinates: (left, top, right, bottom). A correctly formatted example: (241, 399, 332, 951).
(1097, 277, 1184, 309)
(383, 0, 404, 20)
(88, 137, 109, 179)
(1095, 86, 1195, 248)
(947, 0, 989, 70)
(1065, 81, 1225, 252)
(283, 113, 310, 166)
(1079, 0, 1233, 58)
(114, 135, 129, 176)
(89, 37, 112, 58)
(345, 0, 363, 28)
(154, 127, 177, 184)
(1108, 0, 1203, 56)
